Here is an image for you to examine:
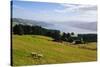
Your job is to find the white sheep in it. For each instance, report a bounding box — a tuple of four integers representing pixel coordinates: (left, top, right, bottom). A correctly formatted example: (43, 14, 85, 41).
(37, 54, 43, 59)
(31, 52, 37, 58)
(31, 52, 43, 59)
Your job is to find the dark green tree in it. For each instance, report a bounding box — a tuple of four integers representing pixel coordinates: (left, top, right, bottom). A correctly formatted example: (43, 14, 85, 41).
(61, 32, 67, 41)
(13, 24, 24, 35)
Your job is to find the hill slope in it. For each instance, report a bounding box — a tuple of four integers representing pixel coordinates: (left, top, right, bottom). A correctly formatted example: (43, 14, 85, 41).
(12, 35, 97, 66)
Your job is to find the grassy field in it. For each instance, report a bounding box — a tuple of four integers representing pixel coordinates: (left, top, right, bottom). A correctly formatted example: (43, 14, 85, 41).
(12, 35, 97, 66)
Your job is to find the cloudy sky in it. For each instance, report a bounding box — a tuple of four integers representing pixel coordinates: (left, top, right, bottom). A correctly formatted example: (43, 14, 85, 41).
(12, 1, 97, 33)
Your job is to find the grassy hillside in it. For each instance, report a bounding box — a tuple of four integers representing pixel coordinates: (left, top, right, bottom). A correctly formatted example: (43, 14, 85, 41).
(12, 35, 97, 66)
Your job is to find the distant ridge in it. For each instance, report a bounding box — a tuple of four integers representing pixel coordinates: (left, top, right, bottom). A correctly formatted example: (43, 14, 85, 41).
(12, 18, 53, 27)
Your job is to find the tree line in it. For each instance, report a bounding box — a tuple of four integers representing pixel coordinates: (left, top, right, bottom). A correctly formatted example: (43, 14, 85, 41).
(12, 24, 97, 43)
(13, 24, 62, 40)
(78, 34, 97, 42)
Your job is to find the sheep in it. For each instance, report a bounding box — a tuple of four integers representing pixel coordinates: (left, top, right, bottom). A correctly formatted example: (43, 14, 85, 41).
(37, 54, 43, 59)
(31, 52, 43, 59)
(31, 52, 37, 58)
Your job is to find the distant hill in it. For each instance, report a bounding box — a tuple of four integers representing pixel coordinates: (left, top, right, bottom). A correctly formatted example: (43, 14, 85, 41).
(47, 21, 97, 33)
(12, 18, 53, 27)
(71, 22, 97, 31)
(12, 18, 97, 33)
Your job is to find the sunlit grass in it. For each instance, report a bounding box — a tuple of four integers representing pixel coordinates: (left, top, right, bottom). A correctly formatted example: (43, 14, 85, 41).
(12, 35, 97, 66)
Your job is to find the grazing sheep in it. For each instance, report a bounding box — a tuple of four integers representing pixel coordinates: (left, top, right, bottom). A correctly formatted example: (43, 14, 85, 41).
(37, 54, 43, 59)
(31, 52, 37, 58)
(31, 52, 43, 59)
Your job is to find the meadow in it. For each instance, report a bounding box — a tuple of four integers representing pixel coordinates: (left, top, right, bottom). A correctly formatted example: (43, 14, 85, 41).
(12, 35, 97, 66)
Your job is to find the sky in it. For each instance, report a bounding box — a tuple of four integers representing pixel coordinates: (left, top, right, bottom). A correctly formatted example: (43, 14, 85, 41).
(12, 1, 97, 33)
